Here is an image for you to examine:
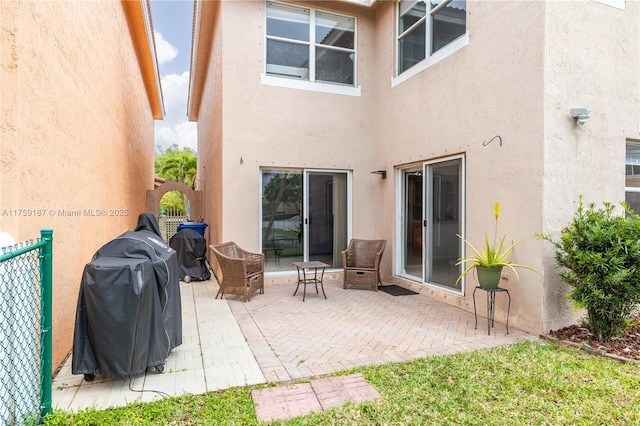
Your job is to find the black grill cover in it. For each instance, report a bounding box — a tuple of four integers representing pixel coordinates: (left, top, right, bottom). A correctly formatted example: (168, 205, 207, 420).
(134, 212, 163, 237)
(72, 229, 182, 378)
(169, 229, 211, 281)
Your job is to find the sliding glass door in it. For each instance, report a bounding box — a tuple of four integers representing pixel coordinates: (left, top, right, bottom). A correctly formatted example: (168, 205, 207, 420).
(262, 169, 350, 272)
(399, 157, 463, 291)
(402, 167, 424, 280)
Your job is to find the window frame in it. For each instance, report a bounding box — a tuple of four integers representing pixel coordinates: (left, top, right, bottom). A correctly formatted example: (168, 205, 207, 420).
(393, 0, 469, 87)
(625, 139, 640, 214)
(593, 0, 625, 10)
(262, 1, 361, 96)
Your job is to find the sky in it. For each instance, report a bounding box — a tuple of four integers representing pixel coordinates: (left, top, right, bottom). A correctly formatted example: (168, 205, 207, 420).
(148, 0, 197, 153)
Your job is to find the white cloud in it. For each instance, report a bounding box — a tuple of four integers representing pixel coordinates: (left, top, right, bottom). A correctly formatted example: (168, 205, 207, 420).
(159, 72, 191, 116)
(155, 71, 197, 152)
(154, 31, 178, 64)
(155, 121, 197, 152)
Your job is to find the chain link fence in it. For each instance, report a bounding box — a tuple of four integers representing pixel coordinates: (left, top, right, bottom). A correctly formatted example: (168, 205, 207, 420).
(0, 229, 53, 424)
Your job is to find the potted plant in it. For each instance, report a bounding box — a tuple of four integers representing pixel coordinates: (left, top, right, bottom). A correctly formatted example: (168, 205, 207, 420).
(455, 202, 539, 289)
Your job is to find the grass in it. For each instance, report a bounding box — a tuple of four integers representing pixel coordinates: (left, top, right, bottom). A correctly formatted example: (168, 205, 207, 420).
(43, 340, 640, 425)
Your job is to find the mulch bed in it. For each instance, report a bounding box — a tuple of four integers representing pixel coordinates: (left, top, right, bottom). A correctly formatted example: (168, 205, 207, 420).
(547, 315, 640, 361)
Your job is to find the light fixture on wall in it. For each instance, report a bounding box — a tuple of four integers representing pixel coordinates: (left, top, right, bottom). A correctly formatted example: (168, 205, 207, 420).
(371, 170, 387, 179)
(570, 108, 591, 126)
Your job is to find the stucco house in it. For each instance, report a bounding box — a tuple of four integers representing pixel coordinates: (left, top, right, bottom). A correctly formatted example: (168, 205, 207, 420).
(1, 0, 163, 369)
(188, 0, 639, 336)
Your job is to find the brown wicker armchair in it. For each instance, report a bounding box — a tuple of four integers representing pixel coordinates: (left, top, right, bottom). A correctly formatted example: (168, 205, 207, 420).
(342, 239, 386, 291)
(210, 242, 264, 302)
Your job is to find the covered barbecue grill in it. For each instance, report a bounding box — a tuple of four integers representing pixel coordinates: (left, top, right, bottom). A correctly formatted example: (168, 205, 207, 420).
(169, 228, 211, 282)
(72, 214, 182, 380)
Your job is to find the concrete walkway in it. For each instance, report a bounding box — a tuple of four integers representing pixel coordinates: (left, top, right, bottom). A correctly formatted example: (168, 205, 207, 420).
(52, 276, 535, 414)
(53, 280, 264, 411)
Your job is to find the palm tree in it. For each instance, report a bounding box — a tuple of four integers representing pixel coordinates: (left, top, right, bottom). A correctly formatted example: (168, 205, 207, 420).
(155, 145, 198, 217)
(160, 151, 197, 187)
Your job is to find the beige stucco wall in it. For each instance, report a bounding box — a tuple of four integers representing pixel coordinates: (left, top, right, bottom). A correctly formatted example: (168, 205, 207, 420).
(541, 0, 640, 332)
(197, 1, 379, 253)
(192, 0, 640, 337)
(196, 1, 224, 251)
(1, 1, 156, 369)
(372, 0, 548, 334)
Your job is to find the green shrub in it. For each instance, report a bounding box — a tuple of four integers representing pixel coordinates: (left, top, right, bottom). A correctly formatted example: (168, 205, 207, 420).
(538, 197, 640, 341)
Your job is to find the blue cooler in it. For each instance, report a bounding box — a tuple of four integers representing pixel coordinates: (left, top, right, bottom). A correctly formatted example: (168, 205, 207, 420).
(177, 222, 208, 237)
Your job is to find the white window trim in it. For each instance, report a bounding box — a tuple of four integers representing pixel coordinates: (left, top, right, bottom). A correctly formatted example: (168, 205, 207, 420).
(391, 31, 469, 88)
(593, 0, 625, 10)
(260, 73, 362, 96)
(263, 1, 360, 96)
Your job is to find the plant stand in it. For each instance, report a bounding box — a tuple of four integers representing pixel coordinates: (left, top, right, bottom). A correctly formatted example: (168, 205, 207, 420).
(473, 286, 511, 335)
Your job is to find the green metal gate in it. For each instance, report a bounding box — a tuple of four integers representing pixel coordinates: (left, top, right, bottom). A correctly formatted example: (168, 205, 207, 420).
(0, 229, 53, 424)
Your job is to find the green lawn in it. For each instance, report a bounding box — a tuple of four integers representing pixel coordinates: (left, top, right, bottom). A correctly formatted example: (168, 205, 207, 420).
(44, 341, 640, 425)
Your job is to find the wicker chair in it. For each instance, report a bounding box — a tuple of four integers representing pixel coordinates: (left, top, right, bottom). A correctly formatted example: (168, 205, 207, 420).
(342, 239, 386, 291)
(210, 242, 264, 302)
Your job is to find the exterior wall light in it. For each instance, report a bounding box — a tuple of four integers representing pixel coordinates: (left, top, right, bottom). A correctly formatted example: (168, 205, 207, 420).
(371, 170, 387, 179)
(570, 108, 591, 126)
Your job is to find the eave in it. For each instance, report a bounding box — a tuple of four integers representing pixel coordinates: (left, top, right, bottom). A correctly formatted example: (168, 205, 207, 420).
(187, 0, 219, 122)
(122, 0, 165, 120)
(343, 0, 378, 6)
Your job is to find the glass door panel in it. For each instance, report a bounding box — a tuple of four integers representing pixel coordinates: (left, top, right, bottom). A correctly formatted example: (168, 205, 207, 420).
(402, 168, 423, 280)
(261, 170, 303, 272)
(426, 159, 462, 289)
(305, 171, 348, 268)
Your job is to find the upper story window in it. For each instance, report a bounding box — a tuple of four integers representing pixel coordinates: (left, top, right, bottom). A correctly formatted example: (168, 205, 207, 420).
(265, 2, 356, 87)
(397, 0, 467, 75)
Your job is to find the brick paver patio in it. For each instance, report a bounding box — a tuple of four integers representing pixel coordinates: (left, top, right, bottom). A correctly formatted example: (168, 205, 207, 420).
(53, 274, 536, 418)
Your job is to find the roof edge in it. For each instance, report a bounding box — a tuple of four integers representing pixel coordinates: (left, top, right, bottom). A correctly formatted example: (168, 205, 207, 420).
(187, 0, 203, 122)
(187, 0, 219, 122)
(122, 0, 165, 120)
(343, 0, 378, 7)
